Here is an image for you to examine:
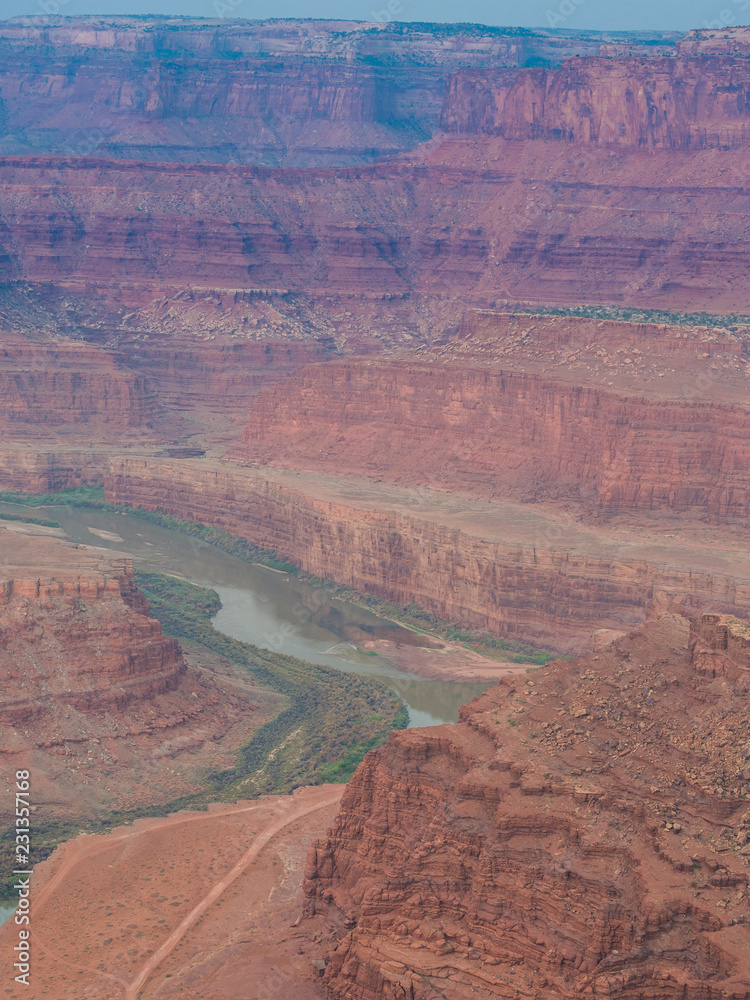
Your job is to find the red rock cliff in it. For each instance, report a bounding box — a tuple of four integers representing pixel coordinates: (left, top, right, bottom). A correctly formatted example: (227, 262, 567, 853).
(305, 614, 750, 999)
(0, 19, 677, 166)
(231, 313, 750, 522)
(104, 457, 750, 653)
(0, 532, 185, 721)
(2, 136, 750, 312)
(0, 333, 156, 434)
(442, 56, 750, 148)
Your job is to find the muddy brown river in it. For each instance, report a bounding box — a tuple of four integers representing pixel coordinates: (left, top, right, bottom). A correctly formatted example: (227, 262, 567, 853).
(0, 501, 489, 727)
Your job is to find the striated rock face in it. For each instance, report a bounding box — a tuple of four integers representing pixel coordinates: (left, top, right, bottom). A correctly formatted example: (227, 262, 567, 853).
(305, 614, 750, 999)
(118, 336, 335, 419)
(442, 56, 750, 148)
(3, 136, 750, 313)
(231, 313, 750, 521)
(104, 458, 750, 653)
(0, 529, 276, 824)
(0, 19, 679, 166)
(0, 446, 109, 492)
(0, 532, 185, 721)
(0, 333, 156, 434)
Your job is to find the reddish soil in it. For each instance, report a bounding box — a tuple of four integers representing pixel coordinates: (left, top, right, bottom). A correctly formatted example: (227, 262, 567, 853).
(0, 531, 282, 827)
(0, 785, 344, 1000)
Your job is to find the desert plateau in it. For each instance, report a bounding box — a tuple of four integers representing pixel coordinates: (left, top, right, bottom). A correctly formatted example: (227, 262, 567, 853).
(0, 11, 749, 999)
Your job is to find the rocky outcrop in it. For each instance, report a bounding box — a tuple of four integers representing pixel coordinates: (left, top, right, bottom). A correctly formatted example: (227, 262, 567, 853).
(442, 56, 750, 148)
(305, 613, 750, 999)
(0, 19, 679, 167)
(0, 333, 155, 433)
(104, 458, 750, 653)
(231, 313, 750, 521)
(0, 530, 275, 824)
(0, 532, 184, 721)
(677, 27, 750, 56)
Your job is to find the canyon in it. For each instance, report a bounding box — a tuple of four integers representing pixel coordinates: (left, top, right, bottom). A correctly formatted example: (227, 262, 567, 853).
(232, 312, 750, 519)
(103, 457, 750, 654)
(1, 17, 750, 1000)
(10, 613, 750, 1000)
(0, 19, 680, 167)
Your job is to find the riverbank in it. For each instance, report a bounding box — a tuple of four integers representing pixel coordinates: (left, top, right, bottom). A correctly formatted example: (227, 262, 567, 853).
(0, 486, 557, 679)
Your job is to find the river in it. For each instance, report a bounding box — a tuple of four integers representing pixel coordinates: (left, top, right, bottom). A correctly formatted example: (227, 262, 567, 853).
(0, 502, 489, 726)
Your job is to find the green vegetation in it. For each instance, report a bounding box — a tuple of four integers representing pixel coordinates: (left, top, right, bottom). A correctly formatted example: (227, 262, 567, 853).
(0, 512, 61, 528)
(0, 572, 406, 896)
(0, 485, 106, 507)
(1, 485, 554, 661)
(530, 304, 750, 331)
(135, 571, 407, 797)
(304, 584, 555, 664)
(0, 487, 297, 574)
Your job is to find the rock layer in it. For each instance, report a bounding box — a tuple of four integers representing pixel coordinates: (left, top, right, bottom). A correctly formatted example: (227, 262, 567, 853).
(305, 613, 750, 999)
(0, 19, 679, 166)
(442, 57, 750, 148)
(104, 458, 750, 653)
(2, 135, 750, 313)
(0, 529, 278, 823)
(0, 333, 156, 435)
(0, 531, 184, 721)
(231, 313, 750, 521)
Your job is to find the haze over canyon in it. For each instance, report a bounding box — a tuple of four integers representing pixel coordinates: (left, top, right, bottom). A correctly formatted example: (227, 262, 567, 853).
(0, 15, 749, 1000)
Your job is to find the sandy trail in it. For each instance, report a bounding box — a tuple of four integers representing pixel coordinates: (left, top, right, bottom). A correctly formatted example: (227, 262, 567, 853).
(25, 785, 344, 1000)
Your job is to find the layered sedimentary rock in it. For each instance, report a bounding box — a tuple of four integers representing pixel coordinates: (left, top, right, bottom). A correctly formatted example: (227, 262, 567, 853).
(0, 529, 275, 822)
(0, 19, 679, 166)
(305, 613, 750, 999)
(0, 446, 109, 491)
(0, 532, 184, 721)
(442, 56, 750, 148)
(0, 333, 156, 433)
(232, 313, 750, 521)
(118, 335, 335, 418)
(104, 458, 750, 652)
(2, 133, 750, 313)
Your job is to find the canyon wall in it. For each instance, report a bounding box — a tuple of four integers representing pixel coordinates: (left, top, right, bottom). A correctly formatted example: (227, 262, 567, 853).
(0, 529, 277, 825)
(0, 532, 185, 722)
(305, 614, 750, 999)
(442, 56, 750, 148)
(0, 19, 679, 166)
(104, 458, 750, 652)
(231, 317, 750, 520)
(0, 447, 111, 491)
(0, 334, 156, 434)
(2, 135, 750, 312)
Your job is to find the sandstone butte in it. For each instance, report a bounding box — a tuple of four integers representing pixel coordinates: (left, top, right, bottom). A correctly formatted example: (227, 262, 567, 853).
(0, 530, 277, 825)
(305, 613, 750, 1000)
